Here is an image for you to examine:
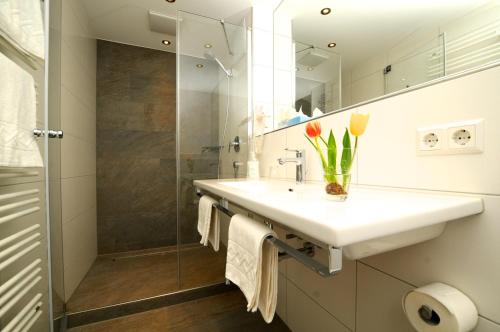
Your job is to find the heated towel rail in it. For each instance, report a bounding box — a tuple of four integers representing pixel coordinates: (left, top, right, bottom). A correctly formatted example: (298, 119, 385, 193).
(0, 169, 46, 331)
(195, 189, 342, 277)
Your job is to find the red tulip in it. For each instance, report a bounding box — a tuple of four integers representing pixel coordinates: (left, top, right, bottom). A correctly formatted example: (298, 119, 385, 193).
(305, 121, 321, 138)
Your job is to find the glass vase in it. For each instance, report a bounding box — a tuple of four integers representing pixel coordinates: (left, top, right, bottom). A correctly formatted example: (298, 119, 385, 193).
(324, 170, 351, 201)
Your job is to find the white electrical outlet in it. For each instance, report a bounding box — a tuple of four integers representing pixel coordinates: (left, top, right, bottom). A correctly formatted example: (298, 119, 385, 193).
(417, 127, 445, 154)
(446, 119, 484, 154)
(417, 119, 484, 156)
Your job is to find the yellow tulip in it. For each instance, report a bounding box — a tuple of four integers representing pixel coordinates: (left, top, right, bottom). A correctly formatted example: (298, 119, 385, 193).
(349, 112, 369, 136)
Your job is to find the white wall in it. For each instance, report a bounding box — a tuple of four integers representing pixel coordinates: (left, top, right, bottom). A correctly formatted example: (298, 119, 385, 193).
(60, 0, 97, 300)
(257, 65, 500, 332)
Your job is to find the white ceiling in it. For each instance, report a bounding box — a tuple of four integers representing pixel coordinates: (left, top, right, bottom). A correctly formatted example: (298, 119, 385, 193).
(279, 0, 490, 70)
(82, 0, 252, 53)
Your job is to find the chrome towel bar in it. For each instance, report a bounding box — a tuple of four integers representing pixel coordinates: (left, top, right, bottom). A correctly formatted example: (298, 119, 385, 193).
(195, 189, 342, 277)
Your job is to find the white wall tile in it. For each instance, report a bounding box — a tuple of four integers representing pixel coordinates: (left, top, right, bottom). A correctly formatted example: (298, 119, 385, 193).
(253, 65, 274, 104)
(61, 134, 96, 178)
(258, 130, 287, 179)
(361, 194, 500, 323)
(356, 262, 415, 332)
(357, 66, 500, 195)
(61, 175, 96, 223)
(253, 28, 274, 67)
(252, 2, 275, 32)
(475, 318, 500, 332)
(61, 85, 96, 145)
(60, 0, 97, 302)
(274, 34, 293, 71)
(62, 207, 97, 300)
(286, 255, 356, 329)
(287, 280, 351, 332)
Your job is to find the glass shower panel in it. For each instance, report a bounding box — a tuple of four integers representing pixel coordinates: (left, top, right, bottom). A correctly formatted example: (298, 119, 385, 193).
(384, 34, 445, 94)
(177, 11, 248, 290)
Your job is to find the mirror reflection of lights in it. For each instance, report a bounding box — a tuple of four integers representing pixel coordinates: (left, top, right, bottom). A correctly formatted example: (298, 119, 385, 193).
(328, 42, 337, 48)
(162, 40, 171, 46)
(307, 67, 313, 71)
(196, 64, 204, 68)
(204, 43, 212, 48)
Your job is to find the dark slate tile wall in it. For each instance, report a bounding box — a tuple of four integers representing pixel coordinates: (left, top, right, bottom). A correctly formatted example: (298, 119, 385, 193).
(96, 40, 177, 254)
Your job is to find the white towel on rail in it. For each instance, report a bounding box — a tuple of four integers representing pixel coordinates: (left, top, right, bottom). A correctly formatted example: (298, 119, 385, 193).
(0, 52, 42, 167)
(197, 195, 220, 251)
(0, 0, 45, 59)
(225, 214, 278, 323)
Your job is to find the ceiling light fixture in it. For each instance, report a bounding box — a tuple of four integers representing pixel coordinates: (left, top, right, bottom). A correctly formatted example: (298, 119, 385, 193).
(327, 42, 337, 48)
(165, 0, 176, 3)
(320, 8, 331, 15)
(162, 40, 171, 46)
(196, 64, 204, 68)
(204, 43, 212, 48)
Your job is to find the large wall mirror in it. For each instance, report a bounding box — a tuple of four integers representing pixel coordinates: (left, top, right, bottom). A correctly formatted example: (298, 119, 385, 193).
(270, 0, 500, 131)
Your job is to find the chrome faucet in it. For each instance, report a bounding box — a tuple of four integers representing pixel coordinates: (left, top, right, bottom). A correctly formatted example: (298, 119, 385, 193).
(277, 148, 306, 184)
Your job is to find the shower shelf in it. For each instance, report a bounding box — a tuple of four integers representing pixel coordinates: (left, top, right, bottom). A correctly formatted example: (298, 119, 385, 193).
(195, 189, 342, 277)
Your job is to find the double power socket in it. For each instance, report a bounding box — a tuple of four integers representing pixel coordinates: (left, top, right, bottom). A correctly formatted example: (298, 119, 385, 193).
(417, 119, 484, 155)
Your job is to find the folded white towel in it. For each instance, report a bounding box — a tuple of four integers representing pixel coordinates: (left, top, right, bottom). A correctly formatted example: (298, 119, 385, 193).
(0, 0, 45, 60)
(225, 214, 278, 323)
(197, 195, 220, 251)
(0, 52, 42, 167)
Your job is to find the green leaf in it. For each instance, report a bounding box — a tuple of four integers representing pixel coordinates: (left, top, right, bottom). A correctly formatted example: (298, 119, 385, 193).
(341, 128, 352, 174)
(327, 130, 337, 173)
(319, 136, 328, 147)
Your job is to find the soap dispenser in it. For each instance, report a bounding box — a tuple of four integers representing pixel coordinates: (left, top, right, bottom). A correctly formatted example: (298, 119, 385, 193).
(247, 152, 260, 179)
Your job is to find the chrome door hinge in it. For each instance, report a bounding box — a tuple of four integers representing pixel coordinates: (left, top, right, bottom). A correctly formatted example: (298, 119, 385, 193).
(33, 129, 64, 139)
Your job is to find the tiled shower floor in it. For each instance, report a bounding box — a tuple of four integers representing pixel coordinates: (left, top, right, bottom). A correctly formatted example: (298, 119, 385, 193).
(66, 245, 227, 313)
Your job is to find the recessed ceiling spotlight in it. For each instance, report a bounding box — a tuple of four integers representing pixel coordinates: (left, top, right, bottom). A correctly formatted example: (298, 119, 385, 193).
(307, 67, 313, 71)
(204, 43, 212, 49)
(196, 64, 204, 68)
(327, 42, 337, 48)
(165, 0, 176, 3)
(162, 40, 171, 46)
(320, 8, 331, 15)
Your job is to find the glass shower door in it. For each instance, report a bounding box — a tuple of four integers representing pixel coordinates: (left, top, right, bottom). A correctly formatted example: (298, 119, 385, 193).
(176, 11, 248, 290)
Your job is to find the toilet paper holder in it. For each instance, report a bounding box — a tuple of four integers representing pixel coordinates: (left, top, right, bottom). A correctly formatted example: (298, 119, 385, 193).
(418, 305, 441, 326)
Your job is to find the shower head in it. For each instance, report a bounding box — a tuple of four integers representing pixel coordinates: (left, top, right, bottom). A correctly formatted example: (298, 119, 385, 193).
(204, 52, 233, 77)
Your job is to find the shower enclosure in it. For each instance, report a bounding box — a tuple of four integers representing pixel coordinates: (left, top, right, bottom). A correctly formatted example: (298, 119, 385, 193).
(45, 4, 250, 328)
(176, 11, 249, 289)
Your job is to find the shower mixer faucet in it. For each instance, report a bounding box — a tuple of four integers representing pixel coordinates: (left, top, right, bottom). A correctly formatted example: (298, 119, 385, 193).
(228, 136, 240, 152)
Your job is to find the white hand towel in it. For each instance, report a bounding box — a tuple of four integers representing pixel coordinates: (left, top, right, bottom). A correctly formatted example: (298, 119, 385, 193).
(0, 52, 42, 167)
(197, 195, 220, 251)
(225, 214, 278, 323)
(0, 0, 45, 60)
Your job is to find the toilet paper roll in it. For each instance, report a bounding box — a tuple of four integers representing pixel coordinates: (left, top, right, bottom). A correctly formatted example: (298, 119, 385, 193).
(403, 283, 478, 332)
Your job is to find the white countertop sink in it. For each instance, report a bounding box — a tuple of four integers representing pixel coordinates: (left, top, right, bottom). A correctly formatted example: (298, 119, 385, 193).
(194, 179, 483, 259)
